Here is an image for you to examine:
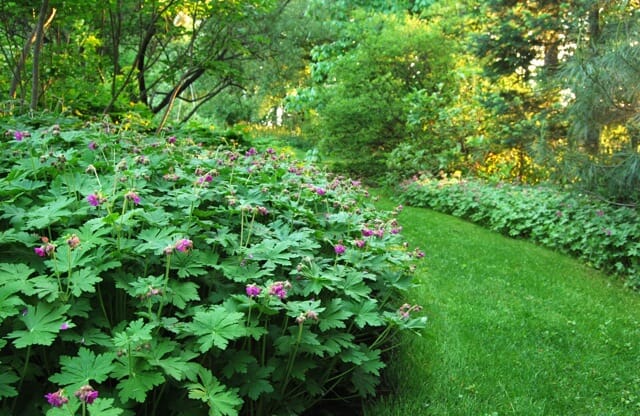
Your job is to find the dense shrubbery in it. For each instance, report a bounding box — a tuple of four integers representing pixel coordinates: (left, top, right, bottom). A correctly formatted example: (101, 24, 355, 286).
(0, 115, 425, 416)
(399, 176, 640, 287)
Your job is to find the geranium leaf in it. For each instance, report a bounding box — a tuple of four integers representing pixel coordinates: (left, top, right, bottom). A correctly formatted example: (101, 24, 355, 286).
(167, 280, 200, 309)
(187, 368, 243, 416)
(87, 397, 124, 416)
(318, 299, 353, 331)
(186, 306, 246, 353)
(69, 267, 102, 296)
(348, 299, 384, 328)
(49, 347, 116, 390)
(0, 369, 19, 398)
(135, 227, 178, 255)
(7, 303, 70, 348)
(116, 370, 165, 403)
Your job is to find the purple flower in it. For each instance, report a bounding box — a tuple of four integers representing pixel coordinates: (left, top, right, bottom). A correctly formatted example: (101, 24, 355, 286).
(197, 174, 213, 184)
(60, 322, 70, 331)
(167, 136, 177, 144)
(87, 193, 106, 207)
(126, 191, 141, 205)
(315, 187, 326, 196)
(45, 389, 69, 407)
(14, 130, 27, 141)
(334, 244, 346, 255)
(75, 385, 99, 404)
(88, 141, 98, 150)
(354, 239, 366, 248)
(361, 227, 374, 237)
(246, 284, 262, 298)
(34, 246, 46, 257)
(175, 238, 193, 253)
(245, 147, 257, 156)
(87, 194, 100, 206)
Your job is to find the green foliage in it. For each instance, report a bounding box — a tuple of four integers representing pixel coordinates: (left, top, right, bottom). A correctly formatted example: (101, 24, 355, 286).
(0, 113, 425, 415)
(399, 176, 640, 287)
(293, 10, 456, 180)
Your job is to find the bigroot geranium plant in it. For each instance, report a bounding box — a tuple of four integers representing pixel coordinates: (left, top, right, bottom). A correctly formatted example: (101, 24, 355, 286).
(0, 116, 426, 416)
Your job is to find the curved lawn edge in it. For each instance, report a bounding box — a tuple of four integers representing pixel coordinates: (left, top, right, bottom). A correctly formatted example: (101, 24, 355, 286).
(398, 179, 640, 288)
(366, 200, 640, 415)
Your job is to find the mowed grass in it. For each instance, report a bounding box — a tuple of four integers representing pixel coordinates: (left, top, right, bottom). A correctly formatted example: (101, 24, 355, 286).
(366, 201, 640, 415)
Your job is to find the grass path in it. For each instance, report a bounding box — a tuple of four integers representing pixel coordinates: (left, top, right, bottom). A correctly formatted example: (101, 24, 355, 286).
(366, 201, 640, 415)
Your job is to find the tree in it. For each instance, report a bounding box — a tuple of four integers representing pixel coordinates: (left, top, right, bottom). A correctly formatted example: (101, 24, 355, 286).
(290, 9, 456, 179)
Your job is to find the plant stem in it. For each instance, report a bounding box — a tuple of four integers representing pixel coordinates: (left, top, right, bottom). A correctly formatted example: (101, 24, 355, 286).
(11, 344, 32, 414)
(155, 252, 172, 324)
(280, 322, 304, 396)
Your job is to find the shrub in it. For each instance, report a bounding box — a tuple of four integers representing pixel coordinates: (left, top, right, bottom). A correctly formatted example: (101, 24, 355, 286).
(0, 116, 426, 415)
(398, 175, 640, 287)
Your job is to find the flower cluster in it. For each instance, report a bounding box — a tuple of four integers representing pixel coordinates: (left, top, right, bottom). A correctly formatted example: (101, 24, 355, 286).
(175, 238, 193, 253)
(397, 303, 423, 320)
(246, 283, 262, 298)
(75, 384, 99, 404)
(13, 130, 29, 141)
(296, 310, 319, 324)
(66, 234, 81, 249)
(87, 192, 107, 207)
(45, 389, 68, 407)
(125, 191, 141, 205)
(268, 281, 291, 300)
(44, 385, 99, 408)
(34, 237, 56, 257)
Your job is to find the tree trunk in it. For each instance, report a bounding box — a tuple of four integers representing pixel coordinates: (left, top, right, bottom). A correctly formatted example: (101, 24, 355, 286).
(30, 0, 50, 111)
(584, 123, 601, 155)
(588, 4, 600, 45)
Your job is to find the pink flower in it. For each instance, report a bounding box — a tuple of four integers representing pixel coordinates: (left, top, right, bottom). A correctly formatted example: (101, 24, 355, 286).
(361, 227, 374, 237)
(167, 136, 177, 144)
(334, 244, 346, 255)
(315, 187, 326, 196)
(88, 141, 98, 150)
(75, 385, 99, 404)
(87, 193, 106, 207)
(175, 238, 193, 253)
(126, 191, 141, 205)
(354, 239, 366, 248)
(34, 246, 46, 257)
(45, 389, 69, 407)
(246, 284, 262, 298)
(66, 234, 80, 249)
(60, 322, 70, 330)
(268, 281, 291, 300)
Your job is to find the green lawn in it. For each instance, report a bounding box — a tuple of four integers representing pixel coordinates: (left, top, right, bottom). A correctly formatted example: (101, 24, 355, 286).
(366, 201, 640, 415)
